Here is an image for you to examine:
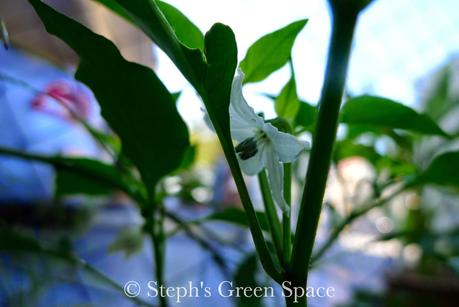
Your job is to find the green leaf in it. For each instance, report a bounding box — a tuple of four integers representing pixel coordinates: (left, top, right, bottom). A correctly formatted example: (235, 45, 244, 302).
(422, 65, 457, 121)
(275, 75, 300, 121)
(416, 151, 459, 187)
(204, 208, 270, 233)
(171, 91, 182, 103)
(30, 0, 189, 190)
(333, 141, 382, 164)
(240, 19, 307, 84)
(340, 96, 449, 137)
(265, 93, 316, 132)
(172, 144, 196, 174)
(294, 101, 317, 131)
(157, 0, 204, 50)
(332, 140, 417, 177)
(0, 147, 143, 199)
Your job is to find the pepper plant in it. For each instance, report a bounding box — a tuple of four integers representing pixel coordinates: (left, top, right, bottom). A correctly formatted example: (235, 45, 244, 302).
(1, 0, 459, 306)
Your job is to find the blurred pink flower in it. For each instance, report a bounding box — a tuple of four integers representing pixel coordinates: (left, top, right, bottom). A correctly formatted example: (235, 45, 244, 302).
(31, 80, 91, 121)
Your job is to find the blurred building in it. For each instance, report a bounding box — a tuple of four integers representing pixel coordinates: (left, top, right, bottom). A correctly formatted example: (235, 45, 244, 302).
(0, 0, 156, 68)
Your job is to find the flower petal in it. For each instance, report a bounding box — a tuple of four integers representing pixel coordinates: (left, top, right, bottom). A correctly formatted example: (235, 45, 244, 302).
(230, 111, 259, 141)
(229, 69, 264, 136)
(264, 124, 308, 162)
(265, 148, 289, 213)
(238, 141, 267, 175)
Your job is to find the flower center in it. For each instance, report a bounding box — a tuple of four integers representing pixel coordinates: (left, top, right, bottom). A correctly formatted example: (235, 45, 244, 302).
(235, 131, 267, 160)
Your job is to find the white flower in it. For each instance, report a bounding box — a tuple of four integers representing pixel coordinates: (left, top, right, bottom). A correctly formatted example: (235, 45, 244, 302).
(229, 69, 308, 213)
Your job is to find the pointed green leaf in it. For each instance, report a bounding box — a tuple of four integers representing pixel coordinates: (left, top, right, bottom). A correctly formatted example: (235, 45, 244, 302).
(423, 65, 457, 121)
(266, 93, 316, 131)
(240, 19, 307, 84)
(294, 101, 317, 131)
(30, 0, 189, 190)
(157, 0, 204, 50)
(341, 96, 449, 137)
(275, 75, 301, 120)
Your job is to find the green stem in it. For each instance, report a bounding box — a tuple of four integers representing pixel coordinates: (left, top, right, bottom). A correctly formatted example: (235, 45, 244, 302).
(310, 184, 405, 265)
(206, 108, 282, 282)
(164, 211, 231, 278)
(283, 163, 292, 264)
(290, 0, 363, 285)
(284, 284, 307, 307)
(79, 260, 153, 306)
(258, 170, 284, 267)
(144, 192, 168, 307)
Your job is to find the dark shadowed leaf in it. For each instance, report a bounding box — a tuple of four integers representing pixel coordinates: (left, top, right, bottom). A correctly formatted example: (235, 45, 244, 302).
(0, 228, 43, 253)
(341, 96, 449, 137)
(0, 147, 143, 199)
(202, 23, 238, 151)
(107, 0, 206, 89)
(240, 19, 307, 84)
(175, 145, 197, 172)
(54, 158, 130, 197)
(30, 0, 189, 190)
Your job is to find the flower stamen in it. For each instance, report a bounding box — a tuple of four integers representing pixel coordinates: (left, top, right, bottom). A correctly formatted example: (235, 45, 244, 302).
(235, 137, 258, 160)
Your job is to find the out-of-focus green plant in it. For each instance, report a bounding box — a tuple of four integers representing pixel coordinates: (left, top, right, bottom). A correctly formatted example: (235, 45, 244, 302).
(1, 0, 458, 306)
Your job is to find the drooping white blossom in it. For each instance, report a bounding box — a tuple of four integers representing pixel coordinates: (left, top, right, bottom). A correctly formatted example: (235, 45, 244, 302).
(229, 69, 308, 212)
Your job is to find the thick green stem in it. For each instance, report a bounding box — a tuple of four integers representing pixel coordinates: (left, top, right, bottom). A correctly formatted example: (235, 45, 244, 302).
(258, 170, 284, 267)
(290, 1, 362, 285)
(283, 279, 307, 307)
